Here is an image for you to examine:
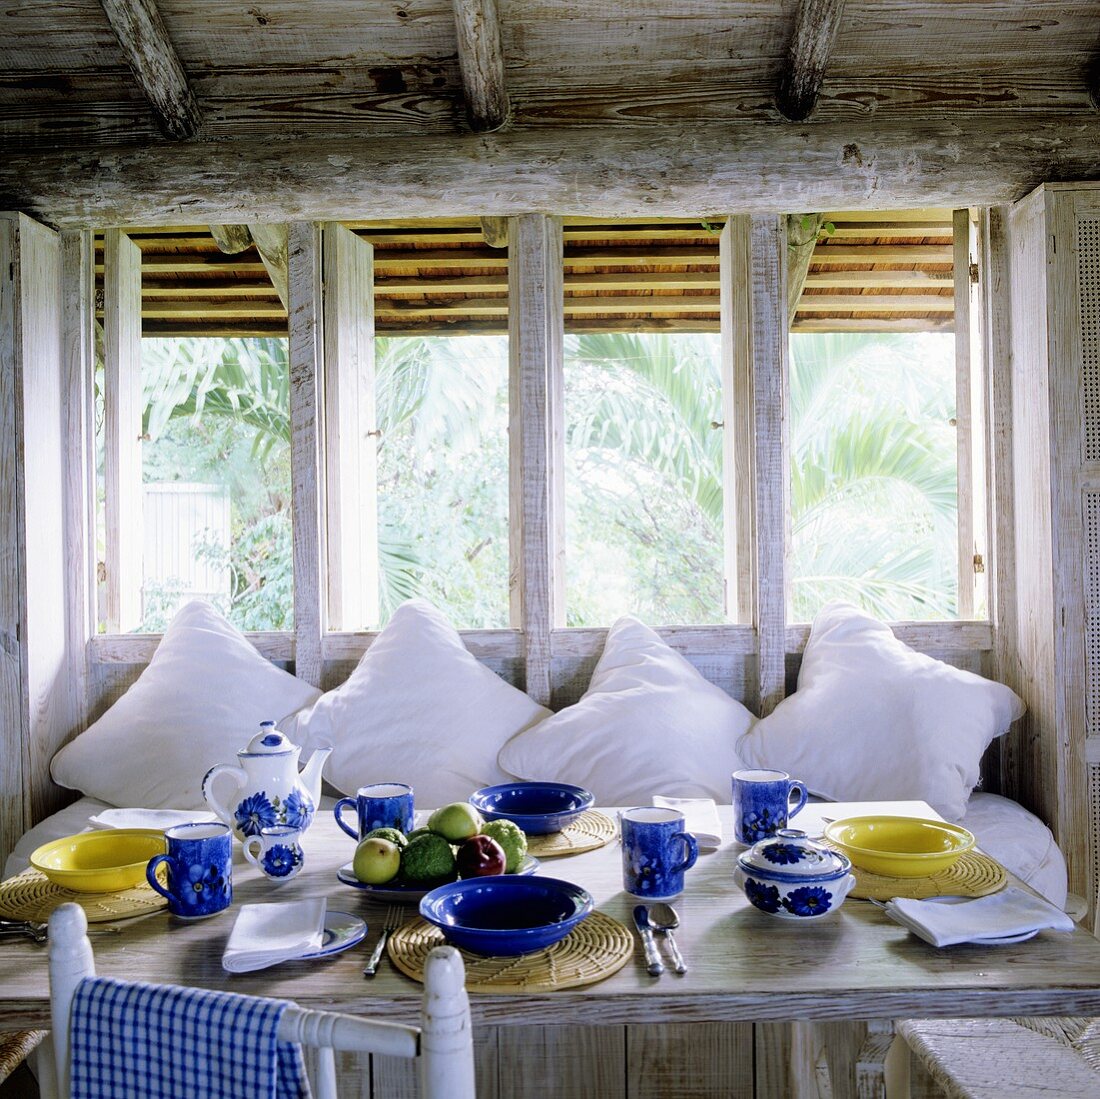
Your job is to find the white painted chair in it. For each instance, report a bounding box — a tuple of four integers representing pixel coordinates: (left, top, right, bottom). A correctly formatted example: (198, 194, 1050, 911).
(46, 902, 475, 1099)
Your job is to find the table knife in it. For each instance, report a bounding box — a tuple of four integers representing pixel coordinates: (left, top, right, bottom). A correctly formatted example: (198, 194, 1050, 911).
(632, 905, 664, 976)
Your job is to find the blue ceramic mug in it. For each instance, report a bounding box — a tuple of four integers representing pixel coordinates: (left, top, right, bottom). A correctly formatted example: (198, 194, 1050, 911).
(146, 822, 233, 919)
(242, 824, 304, 882)
(732, 768, 808, 844)
(334, 782, 415, 841)
(620, 807, 699, 900)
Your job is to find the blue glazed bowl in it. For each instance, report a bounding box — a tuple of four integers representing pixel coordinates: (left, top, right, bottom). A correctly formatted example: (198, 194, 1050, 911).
(419, 876, 594, 956)
(469, 782, 595, 835)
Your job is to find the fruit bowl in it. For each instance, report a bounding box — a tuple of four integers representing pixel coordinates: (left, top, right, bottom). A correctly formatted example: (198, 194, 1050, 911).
(469, 782, 594, 835)
(419, 875, 593, 955)
(30, 829, 168, 893)
(823, 816, 976, 878)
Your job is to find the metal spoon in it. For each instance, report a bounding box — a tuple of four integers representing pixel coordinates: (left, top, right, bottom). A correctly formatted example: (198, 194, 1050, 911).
(648, 903, 687, 974)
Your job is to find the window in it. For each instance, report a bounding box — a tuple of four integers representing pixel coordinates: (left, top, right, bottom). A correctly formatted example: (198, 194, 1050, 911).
(563, 332, 726, 626)
(374, 335, 509, 628)
(787, 331, 959, 621)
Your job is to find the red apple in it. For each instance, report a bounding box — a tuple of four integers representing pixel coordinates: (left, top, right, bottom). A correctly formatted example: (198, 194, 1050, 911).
(456, 835, 507, 878)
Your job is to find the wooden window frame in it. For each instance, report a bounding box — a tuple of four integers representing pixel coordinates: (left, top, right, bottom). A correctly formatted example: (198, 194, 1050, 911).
(89, 214, 994, 711)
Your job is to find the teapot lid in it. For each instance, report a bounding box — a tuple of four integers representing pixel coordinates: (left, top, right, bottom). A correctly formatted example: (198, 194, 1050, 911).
(242, 721, 295, 756)
(737, 829, 850, 880)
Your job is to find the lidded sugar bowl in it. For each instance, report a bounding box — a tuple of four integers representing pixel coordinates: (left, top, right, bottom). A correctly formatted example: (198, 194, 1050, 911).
(735, 829, 855, 920)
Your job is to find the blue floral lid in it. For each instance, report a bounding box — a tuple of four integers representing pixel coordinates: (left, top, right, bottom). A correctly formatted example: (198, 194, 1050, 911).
(738, 829, 850, 880)
(242, 722, 295, 755)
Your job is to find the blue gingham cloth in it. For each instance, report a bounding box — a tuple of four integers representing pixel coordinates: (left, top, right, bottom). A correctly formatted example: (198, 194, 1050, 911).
(69, 977, 311, 1099)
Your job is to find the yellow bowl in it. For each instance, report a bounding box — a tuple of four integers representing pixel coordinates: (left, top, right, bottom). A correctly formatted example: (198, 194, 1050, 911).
(823, 816, 975, 878)
(30, 829, 168, 893)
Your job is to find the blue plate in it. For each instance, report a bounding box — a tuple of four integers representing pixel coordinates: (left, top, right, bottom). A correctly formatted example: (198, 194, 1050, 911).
(419, 875, 593, 956)
(298, 910, 368, 959)
(337, 854, 539, 902)
(469, 782, 595, 835)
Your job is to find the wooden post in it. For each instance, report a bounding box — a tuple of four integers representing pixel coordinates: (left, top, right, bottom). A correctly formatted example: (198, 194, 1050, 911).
(776, 0, 847, 121)
(287, 223, 324, 686)
(508, 214, 563, 705)
(722, 216, 788, 713)
(451, 0, 510, 133)
(323, 223, 379, 631)
(97, 0, 202, 139)
(102, 229, 143, 634)
(953, 208, 976, 619)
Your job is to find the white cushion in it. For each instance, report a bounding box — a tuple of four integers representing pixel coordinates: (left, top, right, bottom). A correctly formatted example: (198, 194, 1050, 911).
(738, 603, 1025, 821)
(296, 599, 550, 808)
(50, 601, 321, 810)
(497, 616, 754, 805)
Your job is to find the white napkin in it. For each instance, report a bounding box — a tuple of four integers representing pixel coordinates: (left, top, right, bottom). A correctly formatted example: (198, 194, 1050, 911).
(652, 796, 722, 848)
(883, 887, 1075, 947)
(88, 808, 217, 830)
(222, 900, 327, 973)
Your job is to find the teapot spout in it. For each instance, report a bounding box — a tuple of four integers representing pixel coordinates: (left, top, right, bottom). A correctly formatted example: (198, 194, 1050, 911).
(298, 745, 332, 804)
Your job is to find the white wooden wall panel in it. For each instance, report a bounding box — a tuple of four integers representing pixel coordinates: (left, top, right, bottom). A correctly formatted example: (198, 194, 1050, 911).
(323, 223, 378, 630)
(0, 212, 81, 862)
(102, 229, 143, 633)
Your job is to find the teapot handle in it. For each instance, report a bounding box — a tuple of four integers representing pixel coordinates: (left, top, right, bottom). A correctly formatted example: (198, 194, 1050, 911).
(202, 765, 248, 831)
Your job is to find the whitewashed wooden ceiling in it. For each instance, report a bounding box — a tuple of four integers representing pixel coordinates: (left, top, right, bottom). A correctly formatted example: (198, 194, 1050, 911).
(1, 3, 1098, 226)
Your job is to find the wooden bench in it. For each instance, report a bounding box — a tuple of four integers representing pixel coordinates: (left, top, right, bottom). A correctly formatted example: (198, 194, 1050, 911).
(896, 1017, 1100, 1098)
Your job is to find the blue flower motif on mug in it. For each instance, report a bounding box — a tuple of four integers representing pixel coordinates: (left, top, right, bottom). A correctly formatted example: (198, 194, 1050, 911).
(783, 885, 832, 917)
(185, 863, 227, 908)
(261, 844, 302, 878)
(744, 877, 783, 913)
(761, 842, 806, 866)
(283, 788, 314, 830)
(235, 792, 278, 837)
(741, 807, 779, 843)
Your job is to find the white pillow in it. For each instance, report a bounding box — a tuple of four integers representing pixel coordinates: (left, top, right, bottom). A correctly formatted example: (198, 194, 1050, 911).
(50, 601, 321, 810)
(737, 603, 1025, 821)
(295, 599, 551, 808)
(497, 616, 754, 804)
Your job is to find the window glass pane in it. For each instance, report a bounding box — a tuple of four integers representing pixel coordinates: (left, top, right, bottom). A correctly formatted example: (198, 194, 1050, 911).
(140, 337, 292, 631)
(564, 332, 726, 626)
(788, 331, 958, 621)
(374, 335, 509, 628)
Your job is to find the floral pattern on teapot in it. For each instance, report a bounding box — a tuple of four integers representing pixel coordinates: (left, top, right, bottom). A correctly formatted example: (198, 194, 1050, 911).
(235, 788, 314, 837)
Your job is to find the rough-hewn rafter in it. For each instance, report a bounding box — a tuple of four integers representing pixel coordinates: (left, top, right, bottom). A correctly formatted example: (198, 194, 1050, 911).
(5, 115, 1100, 228)
(480, 216, 509, 248)
(97, 0, 201, 140)
(786, 213, 827, 317)
(776, 0, 846, 122)
(451, 0, 510, 133)
(208, 224, 252, 254)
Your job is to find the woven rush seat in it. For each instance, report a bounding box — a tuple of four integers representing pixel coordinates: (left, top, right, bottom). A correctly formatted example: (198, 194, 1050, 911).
(0, 1029, 46, 1084)
(897, 1017, 1100, 1098)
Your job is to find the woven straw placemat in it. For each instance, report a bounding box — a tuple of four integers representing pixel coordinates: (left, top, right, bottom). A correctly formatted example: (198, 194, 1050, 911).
(0, 868, 167, 923)
(387, 910, 632, 992)
(524, 811, 617, 858)
(843, 849, 1008, 901)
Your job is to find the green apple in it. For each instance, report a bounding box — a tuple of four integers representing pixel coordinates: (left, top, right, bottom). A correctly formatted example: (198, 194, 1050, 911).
(352, 837, 401, 885)
(427, 802, 484, 843)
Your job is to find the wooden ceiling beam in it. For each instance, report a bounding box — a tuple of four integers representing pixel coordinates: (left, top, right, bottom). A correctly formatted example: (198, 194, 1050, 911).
(452, 0, 510, 133)
(776, 0, 847, 122)
(97, 0, 201, 140)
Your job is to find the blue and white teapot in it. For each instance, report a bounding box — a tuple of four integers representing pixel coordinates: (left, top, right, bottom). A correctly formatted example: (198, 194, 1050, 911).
(202, 722, 331, 842)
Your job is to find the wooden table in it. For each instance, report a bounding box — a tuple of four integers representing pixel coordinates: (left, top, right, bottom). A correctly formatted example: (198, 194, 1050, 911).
(3, 801, 1100, 1098)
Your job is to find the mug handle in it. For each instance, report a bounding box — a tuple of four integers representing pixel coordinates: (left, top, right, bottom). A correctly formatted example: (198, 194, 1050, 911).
(242, 836, 264, 867)
(146, 854, 175, 901)
(673, 831, 699, 875)
(788, 781, 809, 820)
(333, 797, 359, 840)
